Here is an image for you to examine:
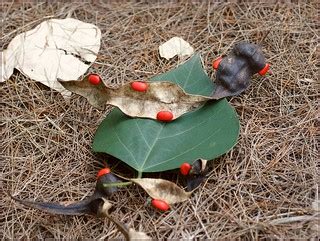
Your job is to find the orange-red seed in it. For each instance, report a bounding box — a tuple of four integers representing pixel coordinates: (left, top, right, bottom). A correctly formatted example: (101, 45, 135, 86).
(212, 56, 223, 70)
(156, 111, 173, 122)
(97, 168, 111, 179)
(151, 199, 170, 211)
(180, 163, 192, 176)
(131, 81, 148, 92)
(88, 74, 101, 85)
(258, 63, 270, 76)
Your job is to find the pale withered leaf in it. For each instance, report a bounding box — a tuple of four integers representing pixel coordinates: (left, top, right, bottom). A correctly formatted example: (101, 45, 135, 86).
(59, 75, 210, 120)
(1, 18, 101, 97)
(131, 178, 191, 204)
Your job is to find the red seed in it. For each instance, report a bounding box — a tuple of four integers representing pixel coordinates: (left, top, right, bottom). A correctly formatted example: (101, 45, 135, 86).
(212, 56, 223, 70)
(97, 168, 111, 179)
(156, 111, 173, 122)
(88, 74, 101, 85)
(180, 163, 192, 176)
(258, 63, 270, 76)
(151, 199, 170, 211)
(131, 81, 148, 92)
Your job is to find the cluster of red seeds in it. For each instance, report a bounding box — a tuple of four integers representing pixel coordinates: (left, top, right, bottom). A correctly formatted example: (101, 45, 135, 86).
(88, 57, 269, 120)
(93, 56, 270, 211)
(96, 164, 193, 212)
(88, 75, 174, 122)
(97, 167, 171, 211)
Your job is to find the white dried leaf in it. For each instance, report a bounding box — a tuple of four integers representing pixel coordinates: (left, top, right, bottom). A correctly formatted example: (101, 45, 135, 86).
(99, 198, 113, 215)
(1, 18, 101, 97)
(200, 159, 208, 172)
(131, 178, 191, 204)
(159, 37, 194, 60)
(59, 76, 210, 120)
(128, 228, 152, 241)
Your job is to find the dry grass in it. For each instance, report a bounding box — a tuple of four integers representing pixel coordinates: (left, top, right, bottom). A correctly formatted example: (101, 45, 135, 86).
(1, 1, 319, 239)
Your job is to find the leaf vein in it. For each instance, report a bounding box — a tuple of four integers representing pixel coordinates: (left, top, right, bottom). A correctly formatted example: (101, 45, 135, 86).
(139, 124, 165, 171)
(135, 120, 151, 148)
(114, 130, 139, 167)
(158, 102, 223, 140)
(182, 55, 198, 89)
(146, 128, 221, 171)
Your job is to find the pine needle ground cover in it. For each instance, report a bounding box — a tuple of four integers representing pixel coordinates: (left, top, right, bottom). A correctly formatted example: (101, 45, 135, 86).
(1, 2, 318, 239)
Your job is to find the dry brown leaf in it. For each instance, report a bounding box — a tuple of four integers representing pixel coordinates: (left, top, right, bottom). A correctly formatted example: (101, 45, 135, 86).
(131, 178, 191, 204)
(59, 75, 210, 120)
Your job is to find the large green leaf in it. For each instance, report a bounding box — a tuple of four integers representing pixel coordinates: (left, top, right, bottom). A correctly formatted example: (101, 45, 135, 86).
(92, 54, 239, 173)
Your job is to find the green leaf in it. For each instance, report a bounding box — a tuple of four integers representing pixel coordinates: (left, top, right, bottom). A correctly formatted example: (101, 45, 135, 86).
(92, 54, 239, 173)
(151, 54, 215, 96)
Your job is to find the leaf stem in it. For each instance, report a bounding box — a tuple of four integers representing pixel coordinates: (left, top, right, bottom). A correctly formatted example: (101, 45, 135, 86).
(103, 182, 132, 188)
(137, 171, 142, 179)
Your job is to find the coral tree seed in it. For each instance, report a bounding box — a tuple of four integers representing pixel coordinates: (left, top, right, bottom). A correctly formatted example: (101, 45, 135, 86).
(212, 56, 223, 70)
(131, 81, 148, 92)
(258, 63, 270, 76)
(88, 74, 101, 85)
(97, 168, 111, 179)
(151, 199, 170, 211)
(180, 163, 192, 176)
(156, 111, 173, 122)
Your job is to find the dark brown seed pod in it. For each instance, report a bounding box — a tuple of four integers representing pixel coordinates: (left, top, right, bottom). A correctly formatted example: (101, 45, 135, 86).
(95, 172, 121, 196)
(212, 42, 267, 99)
(10, 168, 121, 216)
(10, 193, 106, 216)
(185, 159, 208, 192)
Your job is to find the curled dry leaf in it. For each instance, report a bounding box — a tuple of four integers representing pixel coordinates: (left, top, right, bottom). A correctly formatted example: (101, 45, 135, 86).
(59, 75, 210, 120)
(131, 178, 191, 204)
(1, 18, 101, 97)
(159, 37, 194, 60)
